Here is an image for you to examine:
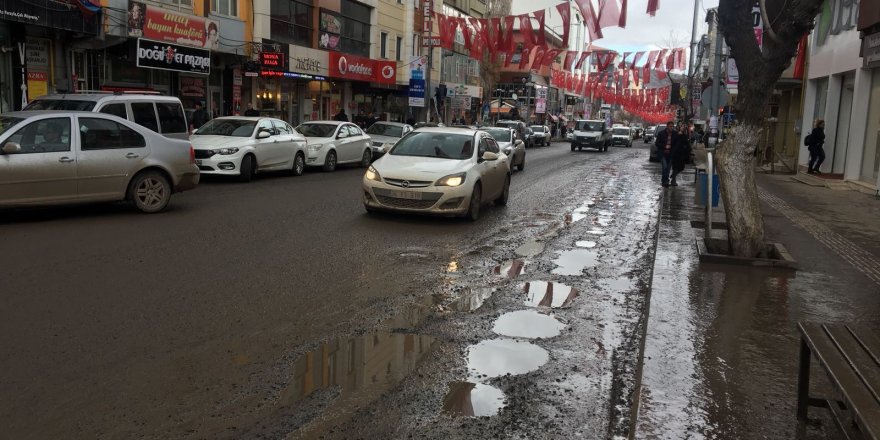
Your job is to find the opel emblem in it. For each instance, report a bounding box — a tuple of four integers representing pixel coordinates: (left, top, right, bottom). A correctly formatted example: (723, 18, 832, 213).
(402, 180, 410, 188)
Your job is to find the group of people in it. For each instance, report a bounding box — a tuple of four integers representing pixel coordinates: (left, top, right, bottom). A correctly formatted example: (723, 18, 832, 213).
(333, 109, 383, 129)
(654, 121, 694, 188)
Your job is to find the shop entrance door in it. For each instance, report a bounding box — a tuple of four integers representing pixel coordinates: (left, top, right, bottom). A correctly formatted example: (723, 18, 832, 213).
(831, 75, 854, 174)
(210, 86, 222, 118)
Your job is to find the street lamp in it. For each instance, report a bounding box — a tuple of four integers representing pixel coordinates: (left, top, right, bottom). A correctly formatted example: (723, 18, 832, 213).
(495, 88, 503, 124)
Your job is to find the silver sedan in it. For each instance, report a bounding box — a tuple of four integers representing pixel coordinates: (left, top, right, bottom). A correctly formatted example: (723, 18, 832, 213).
(0, 111, 199, 213)
(479, 127, 525, 171)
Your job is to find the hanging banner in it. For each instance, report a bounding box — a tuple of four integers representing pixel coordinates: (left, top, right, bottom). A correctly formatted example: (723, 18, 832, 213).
(136, 39, 210, 74)
(409, 79, 425, 107)
(128, 1, 219, 49)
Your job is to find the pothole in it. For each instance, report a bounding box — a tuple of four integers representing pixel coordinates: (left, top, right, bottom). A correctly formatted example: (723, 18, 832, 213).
(442, 381, 506, 417)
(552, 249, 599, 276)
(467, 339, 549, 379)
(492, 310, 565, 339)
(493, 259, 527, 279)
(523, 280, 579, 308)
(575, 240, 598, 248)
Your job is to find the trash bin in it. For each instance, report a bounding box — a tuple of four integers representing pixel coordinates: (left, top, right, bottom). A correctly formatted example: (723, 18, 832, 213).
(695, 173, 720, 207)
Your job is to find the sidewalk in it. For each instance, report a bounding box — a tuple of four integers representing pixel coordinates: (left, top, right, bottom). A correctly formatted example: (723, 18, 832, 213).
(632, 170, 880, 439)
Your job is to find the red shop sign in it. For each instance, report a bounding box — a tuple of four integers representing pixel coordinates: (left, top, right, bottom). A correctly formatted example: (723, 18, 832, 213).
(128, 1, 219, 50)
(260, 52, 284, 70)
(328, 52, 396, 85)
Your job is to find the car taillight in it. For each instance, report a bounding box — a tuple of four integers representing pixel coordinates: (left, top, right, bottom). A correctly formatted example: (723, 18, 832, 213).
(189, 145, 195, 164)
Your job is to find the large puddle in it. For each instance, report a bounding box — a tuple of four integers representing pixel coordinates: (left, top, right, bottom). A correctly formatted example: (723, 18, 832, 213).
(552, 249, 600, 276)
(467, 339, 549, 379)
(442, 381, 506, 417)
(493, 310, 565, 339)
(523, 280, 579, 308)
(576, 240, 598, 248)
(493, 259, 528, 279)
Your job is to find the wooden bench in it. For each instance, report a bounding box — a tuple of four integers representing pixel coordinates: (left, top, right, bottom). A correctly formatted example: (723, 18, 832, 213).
(797, 323, 880, 439)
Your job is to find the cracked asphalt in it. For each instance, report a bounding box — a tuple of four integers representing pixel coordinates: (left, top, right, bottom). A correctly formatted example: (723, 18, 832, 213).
(0, 139, 663, 440)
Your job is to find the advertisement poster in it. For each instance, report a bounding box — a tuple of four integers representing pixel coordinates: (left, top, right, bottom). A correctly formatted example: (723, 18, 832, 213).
(179, 76, 206, 98)
(136, 39, 211, 75)
(409, 79, 425, 107)
(232, 68, 242, 114)
(536, 98, 546, 114)
(26, 71, 47, 101)
(328, 52, 396, 85)
(128, 1, 219, 50)
(319, 9, 342, 51)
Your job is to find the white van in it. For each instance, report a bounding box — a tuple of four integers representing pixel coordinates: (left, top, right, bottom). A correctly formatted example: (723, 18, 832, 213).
(24, 92, 189, 140)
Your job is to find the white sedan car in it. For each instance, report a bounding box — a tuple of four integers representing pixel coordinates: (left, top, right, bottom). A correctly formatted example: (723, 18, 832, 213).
(296, 121, 373, 171)
(362, 127, 510, 221)
(191, 117, 307, 182)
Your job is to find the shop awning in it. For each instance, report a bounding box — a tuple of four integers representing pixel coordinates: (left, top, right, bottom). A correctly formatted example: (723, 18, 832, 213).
(548, 114, 559, 122)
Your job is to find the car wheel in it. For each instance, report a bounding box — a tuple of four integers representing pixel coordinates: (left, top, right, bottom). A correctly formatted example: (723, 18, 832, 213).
(128, 170, 171, 213)
(360, 149, 372, 168)
(322, 150, 337, 172)
(570, 144, 576, 152)
(578, 146, 583, 151)
(465, 183, 481, 222)
(517, 156, 525, 171)
(291, 153, 305, 176)
(495, 174, 510, 206)
(239, 154, 255, 182)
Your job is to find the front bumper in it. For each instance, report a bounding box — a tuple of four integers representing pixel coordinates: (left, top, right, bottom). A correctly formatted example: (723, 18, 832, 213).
(571, 137, 604, 148)
(362, 179, 472, 216)
(611, 138, 630, 145)
(194, 153, 243, 175)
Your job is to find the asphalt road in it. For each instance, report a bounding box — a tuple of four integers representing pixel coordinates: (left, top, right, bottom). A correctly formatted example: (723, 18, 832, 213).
(0, 140, 661, 439)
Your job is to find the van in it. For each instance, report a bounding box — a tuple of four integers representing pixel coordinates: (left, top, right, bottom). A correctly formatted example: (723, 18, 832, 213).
(570, 119, 611, 152)
(24, 92, 189, 140)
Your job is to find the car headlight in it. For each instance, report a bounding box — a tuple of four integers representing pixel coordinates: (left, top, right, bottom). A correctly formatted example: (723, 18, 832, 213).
(365, 165, 381, 182)
(435, 172, 466, 187)
(215, 147, 239, 155)
(308, 143, 325, 152)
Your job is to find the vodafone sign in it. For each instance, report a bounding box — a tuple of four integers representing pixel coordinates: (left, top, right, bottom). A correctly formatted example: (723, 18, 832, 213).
(329, 52, 396, 84)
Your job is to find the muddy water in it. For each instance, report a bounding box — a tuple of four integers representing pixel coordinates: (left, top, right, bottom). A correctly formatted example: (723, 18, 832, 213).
(492, 310, 566, 339)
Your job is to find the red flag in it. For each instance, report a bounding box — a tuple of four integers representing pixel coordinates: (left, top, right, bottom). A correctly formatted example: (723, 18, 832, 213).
(533, 10, 546, 47)
(654, 49, 668, 69)
(519, 14, 536, 48)
(563, 51, 576, 70)
(575, 0, 603, 41)
(531, 47, 546, 71)
(468, 18, 486, 60)
(518, 47, 532, 70)
(489, 17, 502, 54)
(598, 0, 621, 29)
(646, 0, 659, 16)
(632, 66, 640, 87)
(793, 34, 807, 79)
(575, 51, 592, 69)
(619, 52, 630, 69)
(502, 16, 516, 52)
(675, 48, 687, 71)
(542, 49, 562, 66)
(646, 50, 659, 68)
(556, 3, 571, 47)
(619, 0, 627, 27)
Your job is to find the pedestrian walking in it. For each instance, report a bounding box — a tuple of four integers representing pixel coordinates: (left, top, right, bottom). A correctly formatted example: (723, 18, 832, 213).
(654, 121, 680, 187)
(244, 102, 260, 117)
(190, 102, 210, 132)
(333, 109, 348, 121)
(560, 124, 567, 139)
(806, 119, 826, 174)
(669, 125, 691, 186)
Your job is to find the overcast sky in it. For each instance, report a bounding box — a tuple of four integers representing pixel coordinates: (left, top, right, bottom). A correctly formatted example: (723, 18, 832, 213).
(510, 0, 720, 56)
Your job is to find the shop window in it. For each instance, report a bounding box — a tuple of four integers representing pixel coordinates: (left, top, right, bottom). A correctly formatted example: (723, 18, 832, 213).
(212, 0, 237, 16)
(340, 0, 371, 57)
(271, 0, 314, 47)
(380, 32, 388, 59)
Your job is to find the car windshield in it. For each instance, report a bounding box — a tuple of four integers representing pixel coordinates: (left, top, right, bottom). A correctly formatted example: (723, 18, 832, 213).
(0, 116, 24, 137)
(530, 126, 545, 132)
(390, 132, 474, 160)
(613, 128, 629, 135)
(480, 128, 512, 143)
(575, 121, 604, 132)
(193, 119, 256, 137)
(366, 123, 403, 138)
(297, 123, 337, 138)
(24, 99, 97, 111)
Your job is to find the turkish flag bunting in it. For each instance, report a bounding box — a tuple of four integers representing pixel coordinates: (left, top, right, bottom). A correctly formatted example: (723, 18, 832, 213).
(619, 52, 630, 69)
(556, 3, 571, 47)
(575, 51, 592, 69)
(598, 0, 621, 29)
(468, 18, 485, 60)
(646, 0, 659, 16)
(519, 14, 536, 48)
(542, 48, 562, 66)
(533, 10, 546, 47)
(502, 16, 516, 52)
(530, 46, 546, 71)
(654, 49, 668, 69)
(645, 50, 659, 68)
(460, 18, 472, 49)
(518, 47, 532, 70)
(619, 0, 628, 27)
(675, 48, 687, 70)
(632, 51, 645, 68)
(563, 51, 576, 70)
(632, 65, 640, 87)
(574, 0, 603, 41)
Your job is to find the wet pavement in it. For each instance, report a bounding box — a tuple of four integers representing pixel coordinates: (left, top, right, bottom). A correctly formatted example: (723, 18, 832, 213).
(0, 138, 683, 439)
(634, 173, 880, 440)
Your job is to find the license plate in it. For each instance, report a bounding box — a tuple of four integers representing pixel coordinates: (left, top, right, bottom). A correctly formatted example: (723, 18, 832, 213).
(195, 159, 203, 165)
(389, 190, 422, 200)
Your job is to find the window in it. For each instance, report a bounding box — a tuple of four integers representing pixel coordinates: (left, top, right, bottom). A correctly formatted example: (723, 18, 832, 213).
(257, 119, 276, 135)
(79, 118, 146, 150)
(396, 36, 402, 61)
(412, 33, 419, 56)
(273, 120, 292, 135)
(131, 103, 159, 132)
(486, 138, 500, 153)
(99, 103, 127, 119)
(339, 0, 371, 57)
(3, 117, 71, 153)
(212, 0, 237, 16)
(380, 32, 388, 58)
(160, 0, 192, 6)
(347, 125, 362, 136)
(271, 0, 314, 47)
(156, 103, 187, 134)
(478, 137, 489, 156)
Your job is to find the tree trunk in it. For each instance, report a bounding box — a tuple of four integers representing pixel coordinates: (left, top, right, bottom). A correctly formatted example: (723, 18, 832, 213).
(715, 123, 765, 257)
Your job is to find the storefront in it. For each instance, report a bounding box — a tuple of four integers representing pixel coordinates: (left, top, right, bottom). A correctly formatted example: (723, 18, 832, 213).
(256, 45, 331, 125)
(326, 51, 397, 123)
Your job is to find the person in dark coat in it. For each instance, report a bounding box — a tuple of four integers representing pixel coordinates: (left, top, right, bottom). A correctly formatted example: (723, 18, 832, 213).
(243, 102, 260, 117)
(333, 109, 348, 121)
(807, 119, 826, 174)
(190, 102, 210, 131)
(654, 121, 681, 187)
(670, 125, 692, 186)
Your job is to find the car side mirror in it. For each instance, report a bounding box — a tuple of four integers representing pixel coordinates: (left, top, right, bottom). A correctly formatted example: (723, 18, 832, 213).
(257, 130, 271, 139)
(1, 142, 21, 154)
(481, 151, 499, 161)
(337, 132, 349, 139)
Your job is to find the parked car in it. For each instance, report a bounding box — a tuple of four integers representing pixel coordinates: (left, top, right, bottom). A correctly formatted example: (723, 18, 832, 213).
(570, 119, 611, 152)
(366, 121, 413, 159)
(25, 92, 189, 140)
(644, 125, 658, 144)
(611, 127, 633, 147)
(191, 117, 307, 182)
(530, 125, 550, 146)
(296, 121, 373, 171)
(496, 120, 530, 148)
(0, 111, 198, 213)
(363, 127, 510, 221)
(480, 126, 526, 171)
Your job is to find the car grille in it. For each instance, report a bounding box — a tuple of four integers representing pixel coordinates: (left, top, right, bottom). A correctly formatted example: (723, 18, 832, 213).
(384, 178, 432, 188)
(198, 165, 214, 171)
(376, 196, 437, 209)
(194, 150, 215, 159)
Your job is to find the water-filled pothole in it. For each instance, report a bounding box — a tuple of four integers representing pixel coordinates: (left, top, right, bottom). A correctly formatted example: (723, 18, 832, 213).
(447, 287, 496, 312)
(467, 339, 549, 379)
(552, 249, 599, 276)
(493, 310, 565, 339)
(442, 381, 506, 417)
(523, 280, 579, 308)
(576, 240, 598, 248)
(493, 259, 527, 279)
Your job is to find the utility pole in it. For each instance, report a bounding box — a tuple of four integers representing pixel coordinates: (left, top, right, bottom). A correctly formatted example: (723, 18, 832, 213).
(687, 0, 699, 123)
(708, 10, 724, 146)
(425, 46, 433, 123)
